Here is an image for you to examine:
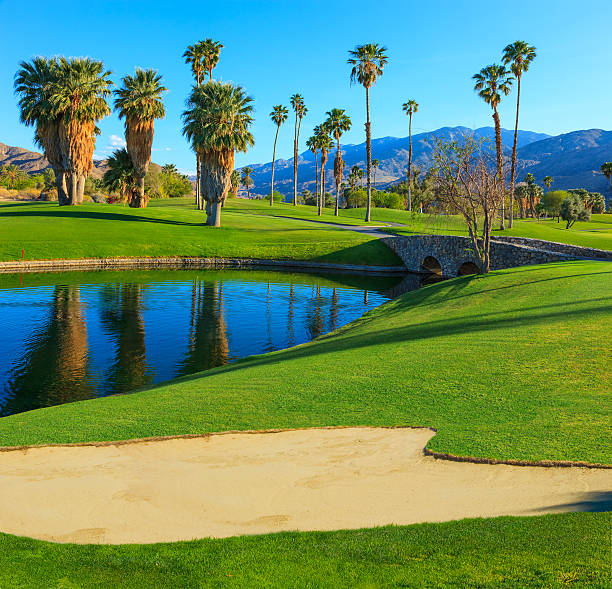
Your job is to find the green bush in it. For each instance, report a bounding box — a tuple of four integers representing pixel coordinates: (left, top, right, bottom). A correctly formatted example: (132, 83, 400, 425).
(560, 193, 590, 228)
(373, 190, 403, 209)
(541, 190, 567, 220)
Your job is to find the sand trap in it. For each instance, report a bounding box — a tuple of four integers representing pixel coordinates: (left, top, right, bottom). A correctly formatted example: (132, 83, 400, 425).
(0, 427, 609, 544)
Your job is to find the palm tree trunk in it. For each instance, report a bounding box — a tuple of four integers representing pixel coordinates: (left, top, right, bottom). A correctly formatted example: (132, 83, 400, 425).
(407, 112, 413, 212)
(293, 113, 298, 206)
(314, 151, 319, 208)
(196, 154, 201, 209)
(492, 108, 505, 230)
(56, 170, 69, 206)
(319, 159, 325, 216)
(208, 200, 222, 227)
(508, 75, 521, 229)
(365, 87, 372, 223)
(271, 125, 279, 206)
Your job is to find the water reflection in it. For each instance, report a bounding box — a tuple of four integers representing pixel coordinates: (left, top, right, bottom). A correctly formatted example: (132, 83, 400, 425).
(2, 286, 93, 416)
(0, 269, 435, 417)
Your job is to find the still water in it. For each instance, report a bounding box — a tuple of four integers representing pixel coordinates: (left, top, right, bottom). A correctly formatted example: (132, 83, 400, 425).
(0, 269, 423, 417)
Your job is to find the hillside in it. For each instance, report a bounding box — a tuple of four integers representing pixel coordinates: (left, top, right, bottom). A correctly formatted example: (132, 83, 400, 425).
(242, 126, 550, 196)
(0, 143, 109, 180)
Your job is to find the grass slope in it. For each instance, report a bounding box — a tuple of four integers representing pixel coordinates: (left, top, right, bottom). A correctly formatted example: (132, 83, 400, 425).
(1, 261, 610, 464)
(0, 200, 400, 266)
(0, 514, 608, 588)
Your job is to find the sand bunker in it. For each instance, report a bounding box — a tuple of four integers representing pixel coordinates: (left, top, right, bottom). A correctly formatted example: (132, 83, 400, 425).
(0, 427, 609, 544)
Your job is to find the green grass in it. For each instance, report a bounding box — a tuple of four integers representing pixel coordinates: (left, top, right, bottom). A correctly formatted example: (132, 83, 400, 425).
(0, 199, 401, 266)
(0, 513, 608, 588)
(2, 261, 610, 464)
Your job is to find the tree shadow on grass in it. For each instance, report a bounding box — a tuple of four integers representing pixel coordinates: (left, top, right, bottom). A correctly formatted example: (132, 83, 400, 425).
(0, 209, 204, 227)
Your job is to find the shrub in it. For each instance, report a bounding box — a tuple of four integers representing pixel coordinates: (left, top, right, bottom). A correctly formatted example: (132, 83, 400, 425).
(587, 192, 606, 214)
(344, 188, 367, 208)
(560, 193, 590, 228)
(373, 190, 403, 209)
(541, 190, 568, 220)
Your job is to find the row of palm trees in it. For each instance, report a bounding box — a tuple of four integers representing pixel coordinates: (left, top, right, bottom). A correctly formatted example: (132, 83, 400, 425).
(14, 57, 166, 208)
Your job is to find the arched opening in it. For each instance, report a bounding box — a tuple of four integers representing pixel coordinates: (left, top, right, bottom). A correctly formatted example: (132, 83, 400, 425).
(457, 262, 480, 276)
(421, 256, 442, 275)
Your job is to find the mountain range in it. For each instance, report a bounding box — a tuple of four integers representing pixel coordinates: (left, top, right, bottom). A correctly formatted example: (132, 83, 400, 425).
(2, 126, 611, 199)
(239, 127, 612, 198)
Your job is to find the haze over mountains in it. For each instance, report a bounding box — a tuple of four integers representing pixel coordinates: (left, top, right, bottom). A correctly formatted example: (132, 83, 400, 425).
(2, 127, 611, 199)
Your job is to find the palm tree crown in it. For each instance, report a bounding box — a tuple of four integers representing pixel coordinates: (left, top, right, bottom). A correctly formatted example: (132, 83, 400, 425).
(183, 43, 206, 86)
(402, 99, 418, 117)
(473, 64, 513, 109)
(347, 43, 388, 89)
(182, 81, 254, 155)
(270, 104, 288, 127)
(51, 57, 112, 123)
(200, 39, 224, 80)
(290, 93, 305, 115)
(324, 108, 352, 142)
(14, 57, 58, 128)
(114, 69, 166, 121)
(502, 41, 536, 77)
(600, 162, 612, 181)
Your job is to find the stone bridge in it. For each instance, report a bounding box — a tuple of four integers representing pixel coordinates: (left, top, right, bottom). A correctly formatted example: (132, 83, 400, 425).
(380, 235, 612, 277)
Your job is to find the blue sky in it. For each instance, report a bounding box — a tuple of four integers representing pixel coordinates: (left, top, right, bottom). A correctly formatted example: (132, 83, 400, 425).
(1, 0, 610, 173)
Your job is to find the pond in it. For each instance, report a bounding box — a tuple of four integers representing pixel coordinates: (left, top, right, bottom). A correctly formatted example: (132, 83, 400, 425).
(0, 268, 428, 418)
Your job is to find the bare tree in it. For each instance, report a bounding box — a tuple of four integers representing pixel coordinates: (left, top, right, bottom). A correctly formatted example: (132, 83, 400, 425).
(432, 135, 504, 273)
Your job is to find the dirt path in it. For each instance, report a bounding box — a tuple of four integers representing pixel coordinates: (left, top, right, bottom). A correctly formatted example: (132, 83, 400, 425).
(0, 427, 609, 544)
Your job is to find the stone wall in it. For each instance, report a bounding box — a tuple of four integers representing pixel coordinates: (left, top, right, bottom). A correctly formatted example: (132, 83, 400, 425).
(492, 236, 612, 261)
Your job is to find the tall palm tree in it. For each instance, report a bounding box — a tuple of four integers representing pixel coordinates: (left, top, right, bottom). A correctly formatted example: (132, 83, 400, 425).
(183, 43, 206, 86)
(401, 99, 419, 211)
(502, 41, 536, 228)
(473, 64, 513, 229)
(0, 164, 25, 189)
(162, 163, 178, 175)
(103, 148, 138, 205)
(290, 94, 307, 205)
(315, 130, 333, 216)
(372, 158, 379, 187)
(183, 82, 254, 226)
(269, 104, 288, 206)
(323, 108, 352, 216)
(200, 39, 224, 81)
(600, 162, 612, 203)
(543, 176, 553, 192)
(230, 169, 240, 197)
(14, 57, 69, 204)
(51, 57, 112, 205)
(348, 43, 388, 222)
(306, 134, 319, 203)
(114, 68, 166, 208)
(241, 166, 253, 198)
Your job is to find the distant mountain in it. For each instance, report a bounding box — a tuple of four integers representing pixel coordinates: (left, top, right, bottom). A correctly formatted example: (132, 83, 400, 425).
(0, 143, 157, 180)
(239, 126, 552, 196)
(515, 129, 612, 195)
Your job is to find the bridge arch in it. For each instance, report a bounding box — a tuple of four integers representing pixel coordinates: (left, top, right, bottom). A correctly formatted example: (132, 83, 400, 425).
(421, 256, 442, 275)
(457, 261, 481, 276)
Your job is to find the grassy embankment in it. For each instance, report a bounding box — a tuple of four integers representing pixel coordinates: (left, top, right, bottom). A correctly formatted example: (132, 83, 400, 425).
(0, 199, 400, 266)
(1, 513, 608, 588)
(1, 260, 610, 466)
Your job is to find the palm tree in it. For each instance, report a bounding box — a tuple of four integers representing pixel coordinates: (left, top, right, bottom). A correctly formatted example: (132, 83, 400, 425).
(230, 170, 240, 198)
(200, 39, 224, 81)
(182, 81, 254, 226)
(601, 163, 612, 202)
(242, 166, 253, 198)
(315, 130, 333, 216)
(473, 64, 513, 229)
(290, 94, 307, 205)
(14, 57, 69, 204)
(51, 57, 112, 205)
(502, 41, 536, 228)
(543, 176, 553, 192)
(323, 108, 352, 216)
(103, 148, 139, 205)
(114, 68, 166, 208)
(183, 43, 206, 86)
(162, 163, 178, 175)
(401, 99, 419, 211)
(269, 104, 288, 206)
(372, 158, 379, 187)
(306, 134, 319, 203)
(348, 43, 388, 222)
(0, 164, 25, 189)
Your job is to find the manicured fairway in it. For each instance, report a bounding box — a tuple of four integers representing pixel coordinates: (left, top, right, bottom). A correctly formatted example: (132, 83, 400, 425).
(1, 261, 610, 465)
(0, 513, 608, 588)
(0, 200, 401, 266)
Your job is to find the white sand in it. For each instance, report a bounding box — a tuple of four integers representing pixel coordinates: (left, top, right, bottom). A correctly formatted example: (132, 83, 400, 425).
(0, 427, 609, 544)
